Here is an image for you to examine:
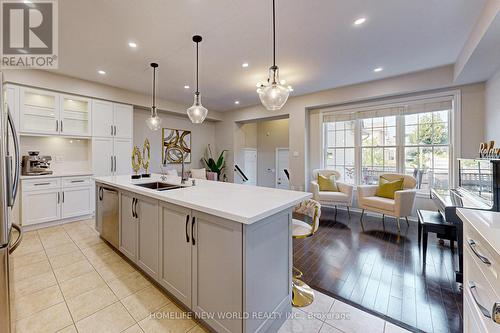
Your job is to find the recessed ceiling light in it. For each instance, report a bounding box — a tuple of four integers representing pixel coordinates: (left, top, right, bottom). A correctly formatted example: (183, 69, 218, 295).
(97, 70, 106, 75)
(354, 17, 366, 25)
(234, 101, 240, 105)
(242, 63, 249, 68)
(373, 67, 383, 72)
(128, 42, 137, 48)
(184, 85, 190, 89)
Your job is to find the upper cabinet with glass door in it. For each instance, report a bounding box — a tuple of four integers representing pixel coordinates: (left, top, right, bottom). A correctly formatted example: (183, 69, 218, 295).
(20, 87, 60, 135)
(19, 88, 91, 137)
(60, 95, 91, 136)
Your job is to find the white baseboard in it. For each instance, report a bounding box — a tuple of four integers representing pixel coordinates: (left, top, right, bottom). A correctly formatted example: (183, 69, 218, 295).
(21, 214, 95, 232)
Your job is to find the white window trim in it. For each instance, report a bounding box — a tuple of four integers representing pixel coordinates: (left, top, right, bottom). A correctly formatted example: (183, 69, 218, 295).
(319, 89, 461, 190)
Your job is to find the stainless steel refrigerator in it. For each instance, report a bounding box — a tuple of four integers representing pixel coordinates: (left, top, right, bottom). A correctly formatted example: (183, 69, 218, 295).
(0, 73, 22, 333)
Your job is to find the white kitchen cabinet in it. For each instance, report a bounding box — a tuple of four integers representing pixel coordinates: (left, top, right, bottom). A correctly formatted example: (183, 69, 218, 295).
(119, 191, 137, 261)
(191, 211, 243, 333)
(20, 87, 60, 135)
(61, 185, 92, 219)
(92, 100, 114, 138)
(92, 100, 132, 139)
(21, 176, 93, 226)
(92, 137, 114, 177)
(113, 103, 133, 139)
(60, 95, 91, 136)
(22, 188, 61, 226)
(159, 202, 192, 307)
(137, 196, 159, 279)
(114, 138, 132, 175)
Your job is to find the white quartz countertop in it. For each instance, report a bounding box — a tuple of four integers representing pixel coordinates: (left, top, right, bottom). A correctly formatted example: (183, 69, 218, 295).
(94, 174, 311, 224)
(457, 208, 500, 255)
(20, 171, 93, 180)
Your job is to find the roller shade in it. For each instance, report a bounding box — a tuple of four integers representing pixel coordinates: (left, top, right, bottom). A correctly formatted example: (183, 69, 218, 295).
(404, 100, 453, 115)
(323, 106, 404, 123)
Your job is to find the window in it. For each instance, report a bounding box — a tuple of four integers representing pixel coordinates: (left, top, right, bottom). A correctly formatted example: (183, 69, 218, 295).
(322, 96, 455, 192)
(325, 120, 355, 184)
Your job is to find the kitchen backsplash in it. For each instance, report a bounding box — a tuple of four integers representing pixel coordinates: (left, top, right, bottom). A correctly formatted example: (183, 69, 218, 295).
(20, 136, 92, 174)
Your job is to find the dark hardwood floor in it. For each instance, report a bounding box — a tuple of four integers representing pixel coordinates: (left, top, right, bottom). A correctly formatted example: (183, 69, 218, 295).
(293, 207, 462, 333)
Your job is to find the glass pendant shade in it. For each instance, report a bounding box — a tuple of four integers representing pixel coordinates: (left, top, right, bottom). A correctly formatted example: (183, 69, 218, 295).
(187, 93, 208, 124)
(146, 106, 162, 130)
(258, 66, 289, 111)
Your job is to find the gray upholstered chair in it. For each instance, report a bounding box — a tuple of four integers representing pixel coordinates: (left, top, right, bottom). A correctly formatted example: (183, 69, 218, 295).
(357, 173, 417, 232)
(310, 169, 354, 218)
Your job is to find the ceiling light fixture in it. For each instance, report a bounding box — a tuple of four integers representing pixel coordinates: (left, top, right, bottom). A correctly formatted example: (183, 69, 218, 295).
(97, 70, 106, 75)
(354, 17, 366, 25)
(128, 42, 137, 48)
(235, 101, 240, 105)
(257, 0, 290, 111)
(373, 67, 383, 72)
(187, 35, 208, 124)
(242, 63, 249, 68)
(184, 85, 190, 89)
(145, 63, 162, 131)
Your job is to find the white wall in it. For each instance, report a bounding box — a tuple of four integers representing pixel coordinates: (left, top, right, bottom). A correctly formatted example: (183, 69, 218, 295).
(133, 108, 216, 175)
(216, 65, 485, 191)
(485, 69, 500, 142)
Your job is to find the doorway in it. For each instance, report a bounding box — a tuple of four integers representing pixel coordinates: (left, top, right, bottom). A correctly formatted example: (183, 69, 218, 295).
(275, 148, 289, 189)
(242, 148, 257, 185)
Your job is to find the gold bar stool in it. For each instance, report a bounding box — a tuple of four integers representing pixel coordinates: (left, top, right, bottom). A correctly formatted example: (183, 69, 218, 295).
(292, 199, 321, 307)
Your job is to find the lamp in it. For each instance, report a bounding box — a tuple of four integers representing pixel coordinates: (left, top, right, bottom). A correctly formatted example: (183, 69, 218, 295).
(187, 35, 208, 124)
(146, 63, 162, 131)
(258, 0, 290, 111)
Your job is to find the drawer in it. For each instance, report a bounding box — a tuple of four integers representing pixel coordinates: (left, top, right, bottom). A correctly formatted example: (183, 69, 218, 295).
(464, 249, 500, 331)
(62, 176, 91, 188)
(22, 177, 61, 191)
(464, 222, 500, 292)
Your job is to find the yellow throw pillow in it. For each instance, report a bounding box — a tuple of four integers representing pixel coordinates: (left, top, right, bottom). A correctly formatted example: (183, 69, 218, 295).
(376, 176, 404, 199)
(317, 174, 339, 192)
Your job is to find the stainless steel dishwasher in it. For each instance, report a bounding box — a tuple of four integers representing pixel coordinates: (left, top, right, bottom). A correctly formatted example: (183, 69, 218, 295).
(96, 185, 119, 249)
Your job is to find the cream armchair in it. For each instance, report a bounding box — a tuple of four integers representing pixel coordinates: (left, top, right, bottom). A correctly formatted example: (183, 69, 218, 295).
(357, 173, 417, 232)
(310, 169, 354, 218)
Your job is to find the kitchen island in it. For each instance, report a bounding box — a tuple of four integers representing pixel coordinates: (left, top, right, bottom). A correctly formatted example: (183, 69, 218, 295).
(94, 174, 311, 333)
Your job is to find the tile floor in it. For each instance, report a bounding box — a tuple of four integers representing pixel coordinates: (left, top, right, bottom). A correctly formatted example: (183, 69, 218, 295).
(9, 219, 411, 333)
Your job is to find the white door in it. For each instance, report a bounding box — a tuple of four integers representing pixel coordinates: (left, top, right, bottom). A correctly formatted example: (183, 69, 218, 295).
(92, 100, 114, 137)
(114, 138, 132, 175)
(22, 189, 61, 225)
(60, 95, 91, 137)
(20, 87, 60, 135)
(61, 186, 92, 218)
(92, 137, 114, 177)
(242, 149, 257, 186)
(276, 148, 290, 189)
(113, 103, 133, 139)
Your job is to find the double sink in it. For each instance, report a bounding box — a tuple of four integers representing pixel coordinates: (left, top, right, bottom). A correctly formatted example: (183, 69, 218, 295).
(134, 182, 183, 191)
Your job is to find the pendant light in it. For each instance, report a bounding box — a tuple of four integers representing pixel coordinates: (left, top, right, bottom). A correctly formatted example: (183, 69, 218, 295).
(257, 0, 289, 111)
(187, 35, 208, 124)
(146, 62, 162, 131)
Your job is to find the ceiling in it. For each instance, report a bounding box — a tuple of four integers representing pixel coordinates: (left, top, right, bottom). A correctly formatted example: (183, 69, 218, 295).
(54, 0, 486, 111)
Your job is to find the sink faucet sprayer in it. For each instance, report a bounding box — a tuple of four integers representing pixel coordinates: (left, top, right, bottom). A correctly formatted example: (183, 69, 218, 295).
(162, 147, 188, 184)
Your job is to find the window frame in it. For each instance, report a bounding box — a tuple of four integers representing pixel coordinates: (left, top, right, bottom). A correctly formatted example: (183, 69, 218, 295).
(319, 90, 461, 193)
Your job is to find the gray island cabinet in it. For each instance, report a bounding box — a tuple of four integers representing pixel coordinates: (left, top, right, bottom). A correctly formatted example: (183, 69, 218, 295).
(94, 175, 310, 333)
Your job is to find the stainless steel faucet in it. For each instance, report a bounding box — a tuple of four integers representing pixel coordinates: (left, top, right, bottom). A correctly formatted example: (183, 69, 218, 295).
(163, 147, 187, 184)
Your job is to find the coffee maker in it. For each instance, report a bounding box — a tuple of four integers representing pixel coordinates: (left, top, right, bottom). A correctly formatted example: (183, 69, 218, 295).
(21, 151, 53, 176)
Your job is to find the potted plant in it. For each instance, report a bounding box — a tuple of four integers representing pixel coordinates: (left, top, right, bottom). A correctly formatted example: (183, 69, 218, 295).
(203, 145, 228, 180)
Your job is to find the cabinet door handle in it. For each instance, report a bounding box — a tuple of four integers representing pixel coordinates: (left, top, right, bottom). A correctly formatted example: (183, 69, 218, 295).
(34, 182, 50, 186)
(131, 198, 136, 218)
(57, 192, 60, 204)
(185, 215, 190, 243)
(191, 216, 196, 246)
(114, 156, 117, 172)
(468, 282, 492, 319)
(134, 198, 139, 219)
(60, 120, 63, 132)
(56, 120, 59, 132)
(71, 180, 85, 183)
(98, 187, 103, 200)
(468, 239, 491, 265)
(110, 156, 113, 173)
(111, 125, 113, 136)
(114, 125, 117, 136)
(62, 191, 65, 203)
